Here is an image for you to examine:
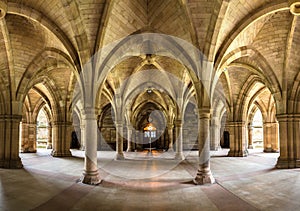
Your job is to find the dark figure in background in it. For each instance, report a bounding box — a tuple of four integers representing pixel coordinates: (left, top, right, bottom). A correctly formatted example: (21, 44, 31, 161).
(70, 131, 80, 149)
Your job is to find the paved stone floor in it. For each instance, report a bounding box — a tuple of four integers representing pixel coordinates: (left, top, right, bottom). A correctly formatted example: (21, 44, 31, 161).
(1, 149, 300, 210)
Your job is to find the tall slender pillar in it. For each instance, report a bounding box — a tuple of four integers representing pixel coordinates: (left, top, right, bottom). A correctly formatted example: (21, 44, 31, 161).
(227, 122, 248, 157)
(276, 114, 300, 168)
(175, 120, 185, 160)
(194, 110, 215, 185)
(51, 121, 72, 157)
(0, 115, 23, 169)
(126, 126, 133, 152)
(115, 122, 125, 160)
(80, 123, 86, 150)
(167, 124, 174, 152)
(248, 123, 253, 149)
(210, 117, 221, 150)
(81, 108, 101, 185)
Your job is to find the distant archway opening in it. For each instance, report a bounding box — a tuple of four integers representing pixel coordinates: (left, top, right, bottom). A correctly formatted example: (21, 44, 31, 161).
(36, 109, 49, 149)
(251, 109, 264, 149)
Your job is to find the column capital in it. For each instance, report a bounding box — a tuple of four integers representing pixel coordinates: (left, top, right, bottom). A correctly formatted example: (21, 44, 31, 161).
(52, 121, 72, 126)
(276, 114, 300, 121)
(263, 122, 278, 128)
(0, 114, 22, 122)
(167, 123, 174, 129)
(227, 121, 246, 127)
(81, 108, 97, 120)
(175, 119, 183, 127)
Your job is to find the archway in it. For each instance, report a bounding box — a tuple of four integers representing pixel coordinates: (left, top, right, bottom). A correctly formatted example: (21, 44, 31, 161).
(36, 109, 49, 150)
(135, 103, 167, 151)
(251, 109, 264, 150)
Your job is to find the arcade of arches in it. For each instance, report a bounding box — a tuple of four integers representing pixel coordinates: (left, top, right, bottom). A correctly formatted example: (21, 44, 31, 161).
(1, 0, 300, 188)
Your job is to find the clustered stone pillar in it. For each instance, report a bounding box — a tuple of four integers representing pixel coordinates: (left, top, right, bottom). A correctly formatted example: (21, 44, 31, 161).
(167, 124, 174, 152)
(51, 121, 72, 157)
(175, 120, 185, 160)
(21, 122, 37, 153)
(115, 122, 125, 160)
(0, 115, 23, 169)
(276, 114, 300, 168)
(227, 122, 248, 157)
(81, 108, 101, 185)
(194, 110, 215, 185)
(263, 122, 279, 152)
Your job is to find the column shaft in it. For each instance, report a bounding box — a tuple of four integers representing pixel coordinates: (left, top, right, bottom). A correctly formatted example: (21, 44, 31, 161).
(276, 115, 300, 168)
(167, 125, 174, 152)
(194, 111, 215, 185)
(51, 122, 72, 157)
(227, 122, 248, 157)
(115, 123, 124, 160)
(81, 109, 101, 185)
(175, 121, 184, 160)
(0, 115, 23, 169)
(126, 127, 132, 152)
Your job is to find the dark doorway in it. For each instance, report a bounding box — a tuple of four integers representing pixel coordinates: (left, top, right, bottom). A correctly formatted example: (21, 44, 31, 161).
(221, 131, 230, 148)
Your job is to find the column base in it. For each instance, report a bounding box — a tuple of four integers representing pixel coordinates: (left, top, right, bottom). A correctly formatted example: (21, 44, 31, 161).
(264, 148, 279, 153)
(80, 145, 85, 151)
(210, 146, 222, 151)
(193, 166, 215, 185)
(0, 158, 23, 169)
(175, 152, 185, 160)
(21, 149, 37, 153)
(276, 157, 300, 169)
(227, 149, 248, 157)
(81, 170, 101, 185)
(168, 147, 174, 152)
(264, 148, 273, 153)
(115, 152, 125, 160)
(51, 150, 72, 157)
(248, 145, 253, 149)
(126, 148, 133, 152)
(47, 144, 52, 149)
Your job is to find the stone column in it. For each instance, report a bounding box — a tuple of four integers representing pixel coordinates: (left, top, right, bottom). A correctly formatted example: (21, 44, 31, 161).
(276, 114, 300, 168)
(194, 110, 215, 185)
(272, 122, 279, 152)
(81, 109, 101, 185)
(227, 122, 248, 157)
(21, 123, 37, 153)
(263, 122, 279, 152)
(210, 117, 221, 150)
(175, 120, 185, 160)
(248, 123, 253, 149)
(167, 124, 174, 152)
(115, 122, 125, 160)
(47, 124, 52, 149)
(80, 123, 86, 150)
(51, 121, 72, 157)
(0, 115, 23, 169)
(264, 122, 272, 152)
(126, 126, 133, 152)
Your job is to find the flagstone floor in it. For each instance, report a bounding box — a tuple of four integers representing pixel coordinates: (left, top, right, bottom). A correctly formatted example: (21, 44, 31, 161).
(1, 149, 299, 210)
